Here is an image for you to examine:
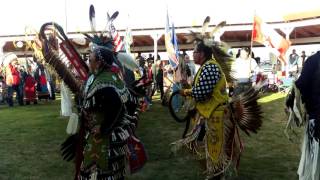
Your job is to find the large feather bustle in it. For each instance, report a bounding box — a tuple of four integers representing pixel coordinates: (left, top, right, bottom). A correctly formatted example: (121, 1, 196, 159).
(211, 43, 235, 83)
(39, 23, 84, 94)
(43, 49, 82, 94)
(40, 22, 89, 72)
(230, 87, 263, 136)
(199, 38, 235, 83)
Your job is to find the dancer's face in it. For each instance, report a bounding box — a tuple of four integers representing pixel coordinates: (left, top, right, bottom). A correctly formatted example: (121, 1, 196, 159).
(193, 48, 205, 65)
(89, 52, 101, 74)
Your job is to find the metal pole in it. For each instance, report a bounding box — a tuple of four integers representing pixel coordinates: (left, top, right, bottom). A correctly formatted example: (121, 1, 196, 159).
(152, 33, 161, 64)
(64, 0, 68, 32)
(152, 33, 161, 82)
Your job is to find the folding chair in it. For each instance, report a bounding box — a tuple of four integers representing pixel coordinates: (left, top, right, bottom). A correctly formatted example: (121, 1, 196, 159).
(278, 77, 294, 93)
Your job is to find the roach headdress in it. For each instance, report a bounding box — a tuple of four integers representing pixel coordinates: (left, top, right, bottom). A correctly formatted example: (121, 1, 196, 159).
(91, 43, 117, 67)
(84, 5, 139, 72)
(186, 16, 234, 83)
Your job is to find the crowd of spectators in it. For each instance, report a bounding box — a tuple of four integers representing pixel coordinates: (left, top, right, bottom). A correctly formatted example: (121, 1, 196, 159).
(0, 54, 56, 107)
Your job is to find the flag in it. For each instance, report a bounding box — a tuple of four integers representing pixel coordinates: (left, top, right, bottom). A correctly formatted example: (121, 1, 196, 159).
(253, 15, 291, 64)
(165, 9, 179, 69)
(109, 23, 124, 52)
(124, 26, 133, 54)
(171, 23, 179, 61)
(124, 14, 133, 54)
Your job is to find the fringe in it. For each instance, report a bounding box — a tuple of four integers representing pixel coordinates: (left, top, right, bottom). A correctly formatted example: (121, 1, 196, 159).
(171, 124, 203, 156)
(171, 108, 243, 179)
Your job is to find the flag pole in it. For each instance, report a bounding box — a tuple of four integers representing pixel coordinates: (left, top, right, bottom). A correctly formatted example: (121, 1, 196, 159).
(64, 0, 68, 33)
(250, 12, 255, 57)
(249, 10, 256, 79)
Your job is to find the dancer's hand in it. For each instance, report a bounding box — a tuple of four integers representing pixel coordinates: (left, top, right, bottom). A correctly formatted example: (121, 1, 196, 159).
(179, 89, 192, 96)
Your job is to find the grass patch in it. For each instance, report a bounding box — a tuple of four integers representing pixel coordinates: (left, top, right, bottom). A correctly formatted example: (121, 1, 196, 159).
(0, 100, 73, 180)
(0, 92, 302, 179)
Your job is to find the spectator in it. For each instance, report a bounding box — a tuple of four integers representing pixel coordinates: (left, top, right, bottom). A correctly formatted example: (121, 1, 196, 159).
(155, 61, 164, 99)
(184, 54, 196, 84)
(145, 62, 154, 105)
(289, 49, 299, 73)
(5, 55, 23, 106)
(232, 47, 259, 95)
(0, 75, 7, 103)
(34, 63, 50, 100)
(301, 50, 307, 68)
(24, 65, 37, 105)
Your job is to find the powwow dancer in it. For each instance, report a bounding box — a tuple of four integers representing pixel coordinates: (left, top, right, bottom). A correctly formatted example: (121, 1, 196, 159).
(78, 43, 136, 180)
(38, 5, 147, 180)
(285, 51, 320, 180)
(24, 65, 37, 105)
(171, 17, 263, 180)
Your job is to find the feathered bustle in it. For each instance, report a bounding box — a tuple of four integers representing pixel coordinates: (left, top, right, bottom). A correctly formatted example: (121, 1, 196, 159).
(39, 22, 87, 94)
(230, 87, 263, 136)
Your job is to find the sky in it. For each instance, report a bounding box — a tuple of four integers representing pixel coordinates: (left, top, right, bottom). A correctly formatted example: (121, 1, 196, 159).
(1, 0, 320, 36)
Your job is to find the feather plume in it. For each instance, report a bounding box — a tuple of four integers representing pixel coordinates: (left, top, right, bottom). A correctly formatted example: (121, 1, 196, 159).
(230, 87, 263, 136)
(201, 16, 210, 36)
(209, 21, 226, 38)
(103, 11, 120, 36)
(109, 11, 119, 21)
(106, 11, 119, 27)
(185, 17, 234, 83)
(89, 5, 96, 33)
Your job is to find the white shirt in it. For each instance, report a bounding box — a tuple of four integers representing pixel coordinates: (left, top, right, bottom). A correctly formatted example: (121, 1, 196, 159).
(233, 57, 258, 83)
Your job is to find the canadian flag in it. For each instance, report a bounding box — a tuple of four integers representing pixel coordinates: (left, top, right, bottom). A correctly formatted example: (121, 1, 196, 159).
(253, 15, 291, 64)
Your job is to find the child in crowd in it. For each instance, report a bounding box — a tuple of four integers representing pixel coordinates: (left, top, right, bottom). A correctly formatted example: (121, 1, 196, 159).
(0, 75, 7, 103)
